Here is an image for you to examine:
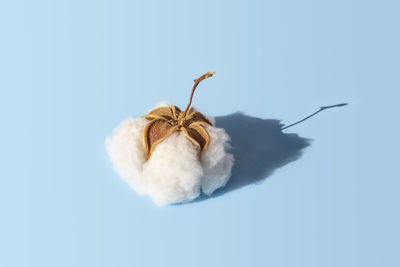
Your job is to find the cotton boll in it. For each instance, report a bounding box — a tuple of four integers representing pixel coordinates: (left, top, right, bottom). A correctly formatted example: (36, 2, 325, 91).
(105, 105, 235, 205)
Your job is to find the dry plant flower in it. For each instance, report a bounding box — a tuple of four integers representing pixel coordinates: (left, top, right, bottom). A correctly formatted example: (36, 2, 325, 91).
(106, 71, 234, 205)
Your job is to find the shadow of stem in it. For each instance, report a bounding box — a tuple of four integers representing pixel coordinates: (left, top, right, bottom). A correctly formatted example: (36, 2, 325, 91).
(194, 112, 311, 202)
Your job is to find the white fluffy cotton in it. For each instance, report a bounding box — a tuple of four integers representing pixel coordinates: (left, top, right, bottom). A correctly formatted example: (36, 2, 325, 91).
(105, 107, 234, 205)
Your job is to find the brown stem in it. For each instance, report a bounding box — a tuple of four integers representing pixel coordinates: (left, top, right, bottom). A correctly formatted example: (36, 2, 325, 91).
(179, 71, 215, 124)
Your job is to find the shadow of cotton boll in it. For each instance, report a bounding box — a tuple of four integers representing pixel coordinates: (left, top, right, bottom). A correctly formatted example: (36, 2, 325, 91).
(197, 112, 310, 200)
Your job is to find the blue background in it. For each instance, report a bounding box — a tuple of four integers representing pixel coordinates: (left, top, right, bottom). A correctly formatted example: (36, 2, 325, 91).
(1, 0, 399, 266)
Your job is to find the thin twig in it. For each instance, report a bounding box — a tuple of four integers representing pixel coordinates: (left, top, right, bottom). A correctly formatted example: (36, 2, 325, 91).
(281, 103, 348, 130)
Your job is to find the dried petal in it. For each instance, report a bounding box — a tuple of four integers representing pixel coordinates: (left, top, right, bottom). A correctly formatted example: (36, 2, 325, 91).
(183, 124, 210, 152)
(181, 127, 201, 153)
(144, 119, 177, 158)
(144, 106, 173, 120)
(187, 108, 212, 126)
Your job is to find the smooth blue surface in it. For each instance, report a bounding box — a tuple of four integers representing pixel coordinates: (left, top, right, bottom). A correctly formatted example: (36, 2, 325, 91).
(1, 0, 399, 266)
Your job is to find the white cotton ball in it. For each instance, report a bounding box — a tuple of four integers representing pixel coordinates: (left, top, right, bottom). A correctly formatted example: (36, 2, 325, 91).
(200, 125, 234, 195)
(105, 117, 148, 195)
(105, 106, 234, 205)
